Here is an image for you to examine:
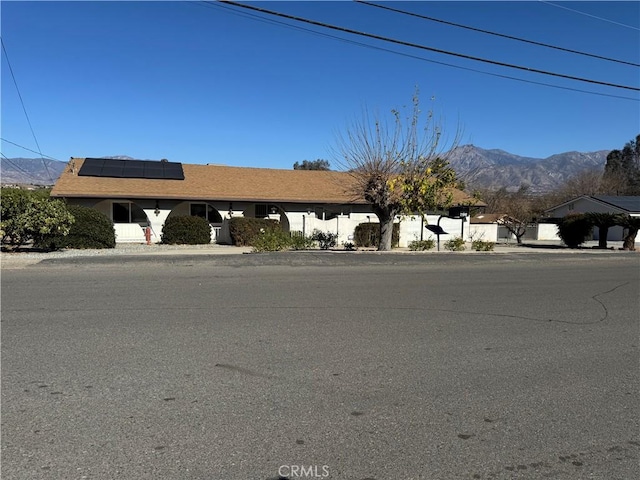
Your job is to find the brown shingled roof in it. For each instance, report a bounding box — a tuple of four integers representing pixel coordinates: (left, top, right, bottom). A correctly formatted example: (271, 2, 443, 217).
(51, 158, 480, 206)
(471, 213, 507, 224)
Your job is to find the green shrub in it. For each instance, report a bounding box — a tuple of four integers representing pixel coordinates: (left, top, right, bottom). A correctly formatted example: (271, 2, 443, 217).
(343, 241, 356, 251)
(408, 239, 435, 251)
(35, 204, 115, 250)
(444, 237, 466, 251)
(1, 188, 74, 248)
(290, 231, 315, 250)
(228, 217, 280, 246)
(557, 213, 592, 248)
(472, 240, 495, 251)
(311, 230, 337, 250)
(252, 229, 292, 252)
(354, 223, 399, 248)
(161, 215, 211, 245)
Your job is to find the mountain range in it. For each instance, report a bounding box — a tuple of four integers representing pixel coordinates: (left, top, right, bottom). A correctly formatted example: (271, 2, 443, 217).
(1, 146, 610, 192)
(447, 145, 608, 193)
(0, 157, 68, 186)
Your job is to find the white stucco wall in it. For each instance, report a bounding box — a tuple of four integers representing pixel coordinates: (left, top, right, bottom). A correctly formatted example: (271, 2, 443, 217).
(468, 224, 498, 243)
(537, 223, 561, 241)
(68, 198, 491, 247)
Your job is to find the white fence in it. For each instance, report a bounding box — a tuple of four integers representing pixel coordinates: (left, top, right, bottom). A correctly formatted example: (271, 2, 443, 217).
(114, 224, 146, 243)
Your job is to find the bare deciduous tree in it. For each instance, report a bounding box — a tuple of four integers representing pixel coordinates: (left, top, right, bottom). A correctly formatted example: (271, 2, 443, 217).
(478, 185, 547, 244)
(334, 91, 460, 250)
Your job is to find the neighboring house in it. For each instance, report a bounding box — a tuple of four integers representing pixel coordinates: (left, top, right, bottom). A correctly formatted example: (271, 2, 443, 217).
(50, 158, 482, 246)
(543, 195, 640, 242)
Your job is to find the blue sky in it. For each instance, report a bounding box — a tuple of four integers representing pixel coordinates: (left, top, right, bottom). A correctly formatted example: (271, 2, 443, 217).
(1, 1, 639, 170)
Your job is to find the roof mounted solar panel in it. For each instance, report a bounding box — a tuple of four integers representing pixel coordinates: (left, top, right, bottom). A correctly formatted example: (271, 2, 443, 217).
(163, 162, 185, 180)
(78, 158, 185, 180)
(77, 158, 105, 177)
(144, 162, 164, 179)
(100, 159, 126, 178)
(122, 162, 145, 178)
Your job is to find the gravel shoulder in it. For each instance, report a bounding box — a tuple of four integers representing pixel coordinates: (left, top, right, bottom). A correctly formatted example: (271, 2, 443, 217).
(1, 241, 637, 270)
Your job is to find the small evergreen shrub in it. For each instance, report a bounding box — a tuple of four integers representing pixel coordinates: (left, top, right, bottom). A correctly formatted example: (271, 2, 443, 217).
(161, 215, 211, 245)
(229, 217, 280, 246)
(35, 204, 115, 250)
(444, 237, 466, 251)
(252, 229, 292, 252)
(343, 241, 356, 251)
(311, 230, 338, 250)
(557, 213, 592, 248)
(289, 231, 315, 250)
(354, 223, 400, 248)
(408, 239, 436, 251)
(472, 240, 495, 251)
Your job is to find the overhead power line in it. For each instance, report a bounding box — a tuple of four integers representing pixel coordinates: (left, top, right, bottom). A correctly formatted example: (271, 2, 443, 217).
(0, 137, 62, 162)
(219, 1, 639, 92)
(0, 152, 44, 183)
(539, 1, 640, 31)
(357, 0, 640, 68)
(1, 37, 54, 183)
(195, 1, 637, 102)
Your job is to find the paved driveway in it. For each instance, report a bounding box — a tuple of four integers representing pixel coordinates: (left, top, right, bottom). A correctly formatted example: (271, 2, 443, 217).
(2, 253, 639, 479)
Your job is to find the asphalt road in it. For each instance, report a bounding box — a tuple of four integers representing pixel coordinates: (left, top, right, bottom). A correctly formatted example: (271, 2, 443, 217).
(2, 253, 639, 480)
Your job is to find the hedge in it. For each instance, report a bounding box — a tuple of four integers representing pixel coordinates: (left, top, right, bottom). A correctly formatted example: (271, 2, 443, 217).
(354, 222, 399, 248)
(228, 217, 280, 246)
(161, 215, 211, 245)
(35, 204, 115, 250)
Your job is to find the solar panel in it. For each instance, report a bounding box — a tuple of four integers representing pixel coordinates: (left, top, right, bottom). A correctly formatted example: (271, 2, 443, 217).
(78, 158, 184, 180)
(163, 162, 185, 180)
(78, 158, 104, 176)
(122, 162, 145, 178)
(100, 159, 125, 178)
(144, 162, 164, 179)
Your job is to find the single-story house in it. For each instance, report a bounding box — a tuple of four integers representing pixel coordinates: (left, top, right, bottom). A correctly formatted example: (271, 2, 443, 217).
(543, 195, 640, 242)
(50, 157, 483, 246)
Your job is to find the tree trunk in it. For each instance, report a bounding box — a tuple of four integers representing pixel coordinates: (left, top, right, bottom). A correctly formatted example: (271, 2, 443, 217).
(376, 208, 395, 251)
(622, 227, 638, 251)
(512, 225, 526, 244)
(598, 226, 609, 249)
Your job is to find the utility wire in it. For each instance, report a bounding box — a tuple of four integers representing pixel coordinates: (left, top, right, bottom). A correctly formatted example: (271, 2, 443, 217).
(357, 0, 640, 67)
(196, 1, 637, 102)
(219, 1, 639, 92)
(1, 138, 62, 161)
(1, 37, 54, 183)
(0, 151, 44, 183)
(539, 1, 640, 31)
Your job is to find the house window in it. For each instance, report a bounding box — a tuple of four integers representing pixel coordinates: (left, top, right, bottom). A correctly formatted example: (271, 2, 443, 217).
(255, 204, 269, 218)
(112, 202, 147, 223)
(190, 203, 222, 223)
(314, 206, 349, 221)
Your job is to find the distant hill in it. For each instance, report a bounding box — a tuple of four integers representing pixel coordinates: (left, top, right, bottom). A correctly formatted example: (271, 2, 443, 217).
(1, 148, 611, 191)
(0, 157, 67, 185)
(0, 156, 137, 185)
(448, 145, 609, 193)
